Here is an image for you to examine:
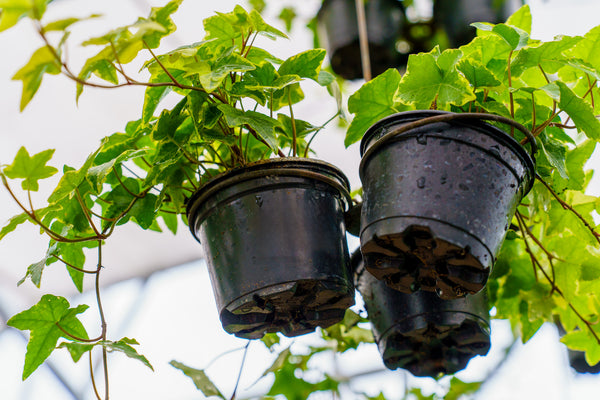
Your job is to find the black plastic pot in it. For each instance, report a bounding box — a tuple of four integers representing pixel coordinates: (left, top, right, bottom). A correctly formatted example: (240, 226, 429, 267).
(187, 158, 354, 339)
(353, 250, 491, 377)
(434, 0, 519, 47)
(317, 0, 405, 80)
(359, 111, 535, 298)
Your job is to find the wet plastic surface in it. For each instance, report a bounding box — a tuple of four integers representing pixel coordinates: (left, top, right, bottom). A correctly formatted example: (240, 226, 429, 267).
(359, 111, 534, 298)
(353, 251, 491, 377)
(187, 158, 354, 339)
(317, 0, 405, 80)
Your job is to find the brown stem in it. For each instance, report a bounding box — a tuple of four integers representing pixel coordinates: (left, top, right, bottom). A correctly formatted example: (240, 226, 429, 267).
(95, 242, 109, 400)
(53, 255, 98, 274)
(112, 168, 145, 199)
(508, 50, 515, 136)
(89, 351, 102, 400)
(76, 189, 102, 237)
(1, 174, 106, 243)
(515, 211, 539, 282)
(55, 322, 103, 343)
(535, 173, 600, 245)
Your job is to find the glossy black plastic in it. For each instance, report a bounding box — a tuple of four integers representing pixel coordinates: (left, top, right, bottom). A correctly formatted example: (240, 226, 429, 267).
(359, 111, 535, 298)
(353, 251, 491, 377)
(317, 0, 405, 80)
(187, 158, 354, 339)
(434, 0, 518, 47)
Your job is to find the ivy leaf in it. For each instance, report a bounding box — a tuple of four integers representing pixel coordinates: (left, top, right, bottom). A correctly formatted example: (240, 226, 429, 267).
(4, 147, 58, 191)
(7, 295, 89, 379)
(87, 149, 147, 192)
(561, 330, 600, 366)
(322, 310, 374, 352)
(457, 58, 501, 88)
(12, 46, 61, 110)
(141, 0, 182, 48)
(43, 14, 101, 32)
(278, 7, 296, 32)
(569, 25, 600, 74)
(103, 338, 153, 370)
(542, 82, 600, 140)
(57, 341, 94, 362)
(184, 52, 255, 92)
(505, 5, 532, 34)
(472, 22, 529, 51)
(261, 346, 291, 379)
(537, 133, 568, 179)
(346, 68, 407, 146)
(279, 49, 325, 81)
(511, 36, 583, 77)
(218, 104, 281, 150)
(17, 242, 59, 288)
(394, 48, 475, 110)
(0, 212, 29, 240)
(170, 361, 226, 399)
(0, 0, 50, 31)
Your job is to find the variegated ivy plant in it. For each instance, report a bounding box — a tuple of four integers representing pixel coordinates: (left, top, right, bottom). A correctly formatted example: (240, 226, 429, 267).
(347, 5, 600, 369)
(0, 1, 347, 398)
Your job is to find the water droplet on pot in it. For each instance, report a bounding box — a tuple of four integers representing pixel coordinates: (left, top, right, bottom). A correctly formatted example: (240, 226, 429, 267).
(489, 145, 501, 157)
(435, 288, 444, 297)
(459, 183, 469, 191)
(462, 163, 474, 171)
(416, 134, 427, 145)
(440, 173, 448, 185)
(255, 195, 263, 207)
(439, 138, 451, 146)
(417, 177, 426, 188)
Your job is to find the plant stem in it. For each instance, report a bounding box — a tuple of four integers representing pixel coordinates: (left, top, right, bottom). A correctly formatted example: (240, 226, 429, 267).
(288, 88, 297, 157)
(230, 341, 250, 400)
(90, 351, 102, 400)
(535, 173, 600, 246)
(95, 241, 109, 400)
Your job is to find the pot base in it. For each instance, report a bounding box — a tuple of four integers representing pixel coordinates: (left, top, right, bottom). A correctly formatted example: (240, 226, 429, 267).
(220, 278, 354, 339)
(361, 224, 489, 299)
(380, 317, 490, 377)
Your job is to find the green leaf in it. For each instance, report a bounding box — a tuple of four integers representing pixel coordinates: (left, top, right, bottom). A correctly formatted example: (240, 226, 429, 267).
(142, 0, 182, 48)
(472, 22, 529, 50)
(184, 51, 255, 92)
(278, 7, 296, 32)
(57, 341, 94, 362)
(103, 338, 153, 370)
(561, 330, 600, 366)
(457, 58, 501, 88)
(43, 14, 101, 32)
(322, 310, 374, 352)
(4, 147, 58, 191)
(249, 8, 287, 40)
(505, 5, 532, 34)
(7, 295, 88, 379)
(537, 133, 568, 179)
(0, 0, 30, 31)
(12, 46, 62, 110)
(218, 104, 281, 150)
(170, 361, 226, 399)
(395, 48, 475, 110)
(511, 36, 583, 77)
(569, 25, 600, 74)
(0, 212, 29, 240)
(279, 49, 325, 81)
(346, 68, 406, 146)
(543, 82, 600, 140)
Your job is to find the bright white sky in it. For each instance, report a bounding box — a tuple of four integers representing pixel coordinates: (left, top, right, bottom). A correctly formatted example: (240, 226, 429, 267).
(1, 0, 600, 399)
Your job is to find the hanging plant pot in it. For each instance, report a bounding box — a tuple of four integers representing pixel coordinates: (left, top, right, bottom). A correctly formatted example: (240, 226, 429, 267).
(317, 0, 405, 80)
(187, 158, 354, 339)
(359, 111, 535, 298)
(433, 0, 518, 47)
(353, 250, 491, 377)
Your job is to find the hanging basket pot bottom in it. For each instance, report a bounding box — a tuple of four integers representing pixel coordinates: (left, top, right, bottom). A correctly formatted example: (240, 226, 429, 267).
(359, 111, 535, 298)
(187, 158, 354, 339)
(353, 251, 491, 377)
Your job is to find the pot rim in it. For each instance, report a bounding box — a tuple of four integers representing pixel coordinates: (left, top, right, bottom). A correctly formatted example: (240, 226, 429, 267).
(186, 157, 352, 224)
(359, 110, 536, 194)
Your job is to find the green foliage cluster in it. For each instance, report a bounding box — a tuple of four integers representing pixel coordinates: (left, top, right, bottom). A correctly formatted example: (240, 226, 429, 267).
(348, 5, 600, 367)
(0, 0, 341, 397)
(1, 1, 600, 399)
